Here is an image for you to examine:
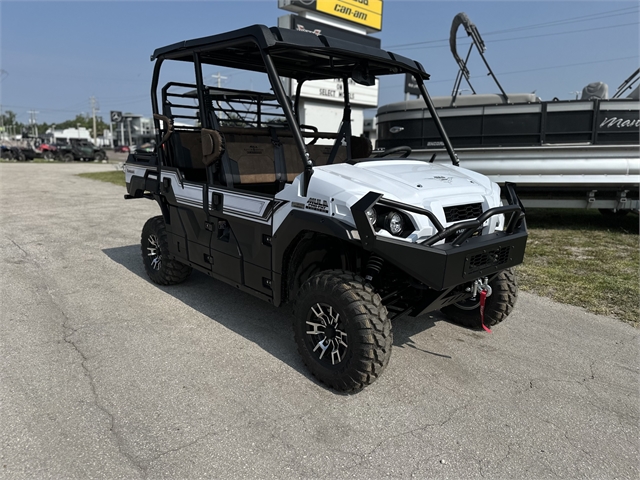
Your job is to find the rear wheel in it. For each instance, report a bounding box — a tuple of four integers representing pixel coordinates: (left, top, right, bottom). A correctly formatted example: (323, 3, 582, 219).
(141, 216, 192, 285)
(293, 270, 392, 392)
(441, 268, 518, 329)
(95, 151, 107, 161)
(61, 153, 74, 162)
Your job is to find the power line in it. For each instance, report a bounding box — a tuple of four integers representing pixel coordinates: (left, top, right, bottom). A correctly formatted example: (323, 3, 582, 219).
(396, 22, 639, 52)
(384, 5, 639, 49)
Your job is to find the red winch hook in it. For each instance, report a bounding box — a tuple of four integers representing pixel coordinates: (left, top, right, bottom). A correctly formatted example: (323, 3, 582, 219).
(479, 289, 491, 333)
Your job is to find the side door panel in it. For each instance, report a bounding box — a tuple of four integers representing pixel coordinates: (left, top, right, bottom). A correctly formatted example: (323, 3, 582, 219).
(208, 188, 274, 296)
(159, 169, 213, 271)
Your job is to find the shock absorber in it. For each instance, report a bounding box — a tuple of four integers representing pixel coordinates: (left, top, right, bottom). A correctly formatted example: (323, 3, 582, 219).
(365, 255, 384, 282)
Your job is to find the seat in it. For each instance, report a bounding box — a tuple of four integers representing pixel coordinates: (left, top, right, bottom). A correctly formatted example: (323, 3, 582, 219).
(169, 131, 208, 182)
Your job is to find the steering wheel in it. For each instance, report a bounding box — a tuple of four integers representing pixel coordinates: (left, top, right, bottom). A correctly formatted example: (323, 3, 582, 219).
(375, 145, 412, 158)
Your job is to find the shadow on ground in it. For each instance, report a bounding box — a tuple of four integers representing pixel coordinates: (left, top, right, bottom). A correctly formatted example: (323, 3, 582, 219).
(103, 244, 451, 387)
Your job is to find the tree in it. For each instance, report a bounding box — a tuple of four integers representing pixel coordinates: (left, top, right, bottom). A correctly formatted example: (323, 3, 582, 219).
(219, 112, 247, 127)
(56, 114, 109, 132)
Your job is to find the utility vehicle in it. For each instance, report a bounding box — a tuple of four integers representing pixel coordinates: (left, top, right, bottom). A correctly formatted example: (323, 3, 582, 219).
(124, 25, 528, 392)
(54, 140, 108, 162)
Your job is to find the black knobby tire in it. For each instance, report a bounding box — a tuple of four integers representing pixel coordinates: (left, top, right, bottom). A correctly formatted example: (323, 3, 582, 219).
(293, 270, 392, 392)
(141, 216, 192, 285)
(441, 268, 518, 329)
(62, 153, 74, 162)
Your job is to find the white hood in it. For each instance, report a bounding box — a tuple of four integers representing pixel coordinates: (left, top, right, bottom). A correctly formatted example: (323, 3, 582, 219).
(318, 160, 493, 204)
(273, 159, 503, 239)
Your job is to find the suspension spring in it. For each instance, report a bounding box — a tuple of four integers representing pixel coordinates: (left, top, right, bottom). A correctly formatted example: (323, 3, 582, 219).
(365, 255, 384, 282)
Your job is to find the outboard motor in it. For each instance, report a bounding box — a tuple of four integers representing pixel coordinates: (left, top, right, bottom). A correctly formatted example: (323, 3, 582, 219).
(581, 82, 609, 100)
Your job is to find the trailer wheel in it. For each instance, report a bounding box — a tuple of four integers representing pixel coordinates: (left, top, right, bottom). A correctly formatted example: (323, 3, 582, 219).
(141, 216, 192, 285)
(293, 270, 392, 392)
(442, 268, 518, 329)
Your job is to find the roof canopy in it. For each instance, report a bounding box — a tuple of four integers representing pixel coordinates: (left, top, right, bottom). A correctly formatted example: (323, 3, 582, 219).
(152, 24, 429, 82)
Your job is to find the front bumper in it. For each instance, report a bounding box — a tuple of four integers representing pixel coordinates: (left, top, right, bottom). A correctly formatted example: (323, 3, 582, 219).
(351, 183, 528, 291)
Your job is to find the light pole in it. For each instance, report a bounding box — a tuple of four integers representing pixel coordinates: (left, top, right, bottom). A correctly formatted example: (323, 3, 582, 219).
(126, 118, 132, 147)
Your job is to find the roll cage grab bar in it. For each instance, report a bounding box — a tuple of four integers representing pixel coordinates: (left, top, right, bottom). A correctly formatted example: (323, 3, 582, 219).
(149, 42, 462, 196)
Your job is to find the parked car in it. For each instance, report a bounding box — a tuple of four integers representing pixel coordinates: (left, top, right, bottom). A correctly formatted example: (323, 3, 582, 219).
(131, 143, 154, 154)
(56, 140, 109, 162)
(37, 143, 59, 160)
(1, 145, 37, 161)
(114, 145, 131, 153)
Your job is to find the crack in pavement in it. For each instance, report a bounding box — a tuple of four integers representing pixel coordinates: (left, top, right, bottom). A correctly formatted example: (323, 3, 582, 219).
(342, 402, 469, 472)
(141, 431, 219, 471)
(7, 236, 148, 478)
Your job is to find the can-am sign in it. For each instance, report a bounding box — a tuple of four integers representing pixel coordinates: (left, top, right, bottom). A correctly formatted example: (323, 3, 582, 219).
(279, 0, 383, 32)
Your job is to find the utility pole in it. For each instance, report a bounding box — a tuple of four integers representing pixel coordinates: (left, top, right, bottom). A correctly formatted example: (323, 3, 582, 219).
(211, 72, 227, 88)
(28, 110, 39, 138)
(90, 96, 98, 144)
(126, 118, 132, 146)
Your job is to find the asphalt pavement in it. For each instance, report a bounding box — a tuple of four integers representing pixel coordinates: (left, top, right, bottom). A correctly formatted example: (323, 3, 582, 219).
(1, 162, 638, 479)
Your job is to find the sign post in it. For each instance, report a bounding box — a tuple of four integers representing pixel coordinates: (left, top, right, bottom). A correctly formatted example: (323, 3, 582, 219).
(278, 1, 384, 137)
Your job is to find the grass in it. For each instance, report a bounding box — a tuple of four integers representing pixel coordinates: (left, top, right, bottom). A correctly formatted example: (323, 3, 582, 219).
(74, 168, 640, 324)
(519, 209, 639, 326)
(77, 170, 126, 187)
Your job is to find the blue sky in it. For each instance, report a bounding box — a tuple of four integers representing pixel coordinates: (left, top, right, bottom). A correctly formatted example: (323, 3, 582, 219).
(1, 1, 638, 125)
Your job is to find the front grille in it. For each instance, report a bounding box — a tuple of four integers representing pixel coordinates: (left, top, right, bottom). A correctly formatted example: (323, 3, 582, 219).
(466, 246, 511, 274)
(443, 203, 483, 223)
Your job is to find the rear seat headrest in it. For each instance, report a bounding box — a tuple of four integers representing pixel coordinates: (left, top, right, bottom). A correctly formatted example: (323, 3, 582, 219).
(201, 129, 224, 167)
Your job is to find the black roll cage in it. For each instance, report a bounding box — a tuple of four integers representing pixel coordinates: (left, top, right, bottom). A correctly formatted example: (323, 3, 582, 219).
(149, 25, 461, 196)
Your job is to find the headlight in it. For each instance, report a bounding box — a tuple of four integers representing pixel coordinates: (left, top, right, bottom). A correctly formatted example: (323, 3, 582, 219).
(366, 207, 377, 226)
(384, 211, 404, 236)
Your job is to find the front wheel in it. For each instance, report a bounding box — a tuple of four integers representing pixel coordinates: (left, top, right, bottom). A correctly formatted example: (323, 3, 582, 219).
(441, 268, 518, 329)
(141, 216, 192, 285)
(293, 270, 392, 392)
(61, 153, 74, 162)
